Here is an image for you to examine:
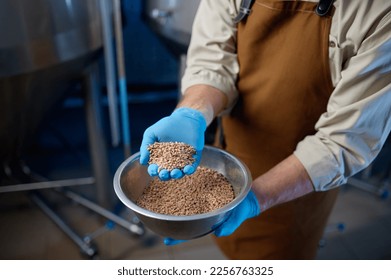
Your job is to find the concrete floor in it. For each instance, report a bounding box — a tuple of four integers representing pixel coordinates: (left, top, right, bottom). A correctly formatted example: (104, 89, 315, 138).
(1, 180, 391, 260)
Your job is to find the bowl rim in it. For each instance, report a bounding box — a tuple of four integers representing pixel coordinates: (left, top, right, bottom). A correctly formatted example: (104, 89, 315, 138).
(113, 145, 252, 221)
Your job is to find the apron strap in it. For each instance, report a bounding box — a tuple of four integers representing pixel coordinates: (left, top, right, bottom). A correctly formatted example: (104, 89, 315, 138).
(234, 0, 334, 21)
(316, 0, 334, 16)
(234, 0, 255, 23)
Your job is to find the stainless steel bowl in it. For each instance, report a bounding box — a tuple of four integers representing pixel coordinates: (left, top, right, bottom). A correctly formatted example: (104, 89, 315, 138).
(113, 145, 252, 240)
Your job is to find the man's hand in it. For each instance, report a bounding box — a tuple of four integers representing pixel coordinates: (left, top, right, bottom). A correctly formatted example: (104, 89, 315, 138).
(164, 190, 261, 245)
(214, 190, 260, 237)
(140, 107, 207, 180)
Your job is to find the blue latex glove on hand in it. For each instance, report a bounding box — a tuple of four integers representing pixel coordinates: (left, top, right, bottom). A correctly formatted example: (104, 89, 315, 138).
(140, 107, 207, 180)
(164, 190, 261, 245)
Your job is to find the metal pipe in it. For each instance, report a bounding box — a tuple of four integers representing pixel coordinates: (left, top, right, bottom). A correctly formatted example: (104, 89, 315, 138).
(29, 192, 97, 258)
(59, 189, 144, 236)
(99, 0, 120, 147)
(113, 0, 131, 158)
(84, 64, 112, 208)
(0, 177, 95, 193)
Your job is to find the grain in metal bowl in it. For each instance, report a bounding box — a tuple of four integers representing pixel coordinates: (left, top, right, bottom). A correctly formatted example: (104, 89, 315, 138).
(113, 145, 252, 240)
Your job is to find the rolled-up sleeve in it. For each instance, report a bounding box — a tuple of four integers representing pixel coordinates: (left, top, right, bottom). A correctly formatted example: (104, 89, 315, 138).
(294, 11, 391, 191)
(181, 0, 240, 109)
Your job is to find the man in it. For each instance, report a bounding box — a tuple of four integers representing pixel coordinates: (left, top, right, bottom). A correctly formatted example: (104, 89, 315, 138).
(140, 0, 391, 259)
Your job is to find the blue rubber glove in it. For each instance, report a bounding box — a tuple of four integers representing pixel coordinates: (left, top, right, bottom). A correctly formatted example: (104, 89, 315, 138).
(140, 107, 207, 180)
(164, 190, 261, 245)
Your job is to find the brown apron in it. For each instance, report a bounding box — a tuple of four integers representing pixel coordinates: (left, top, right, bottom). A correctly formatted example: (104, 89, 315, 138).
(213, 0, 339, 259)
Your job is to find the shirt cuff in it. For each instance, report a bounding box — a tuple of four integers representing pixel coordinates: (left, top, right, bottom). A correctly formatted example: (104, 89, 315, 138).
(294, 135, 344, 192)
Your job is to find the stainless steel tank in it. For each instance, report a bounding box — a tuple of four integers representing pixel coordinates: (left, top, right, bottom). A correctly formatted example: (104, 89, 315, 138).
(143, 0, 201, 56)
(0, 0, 102, 77)
(0, 0, 102, 172)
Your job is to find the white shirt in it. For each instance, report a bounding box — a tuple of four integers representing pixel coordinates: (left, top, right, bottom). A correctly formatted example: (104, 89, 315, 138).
(181, 0, 391, 191)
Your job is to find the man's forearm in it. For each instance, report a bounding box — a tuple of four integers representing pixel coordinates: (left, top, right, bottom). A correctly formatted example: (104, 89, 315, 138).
(252, 154, 315, 212)
(177, 85, 228, 126)
(178, 85, 314, 211)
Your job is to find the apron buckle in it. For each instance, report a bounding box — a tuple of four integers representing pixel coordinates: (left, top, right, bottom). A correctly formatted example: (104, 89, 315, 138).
(233, 0, 255, 23)
(316, 0, 334, 17)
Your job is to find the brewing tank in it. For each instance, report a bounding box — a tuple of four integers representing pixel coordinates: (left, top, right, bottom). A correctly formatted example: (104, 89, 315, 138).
(0, 0, 102, 170)
(143, 0, 201, 56)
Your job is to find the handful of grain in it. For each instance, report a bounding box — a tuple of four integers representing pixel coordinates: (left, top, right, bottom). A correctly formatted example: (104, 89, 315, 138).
(148, 142, 196, 171)
(136, 166, 235, 216)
